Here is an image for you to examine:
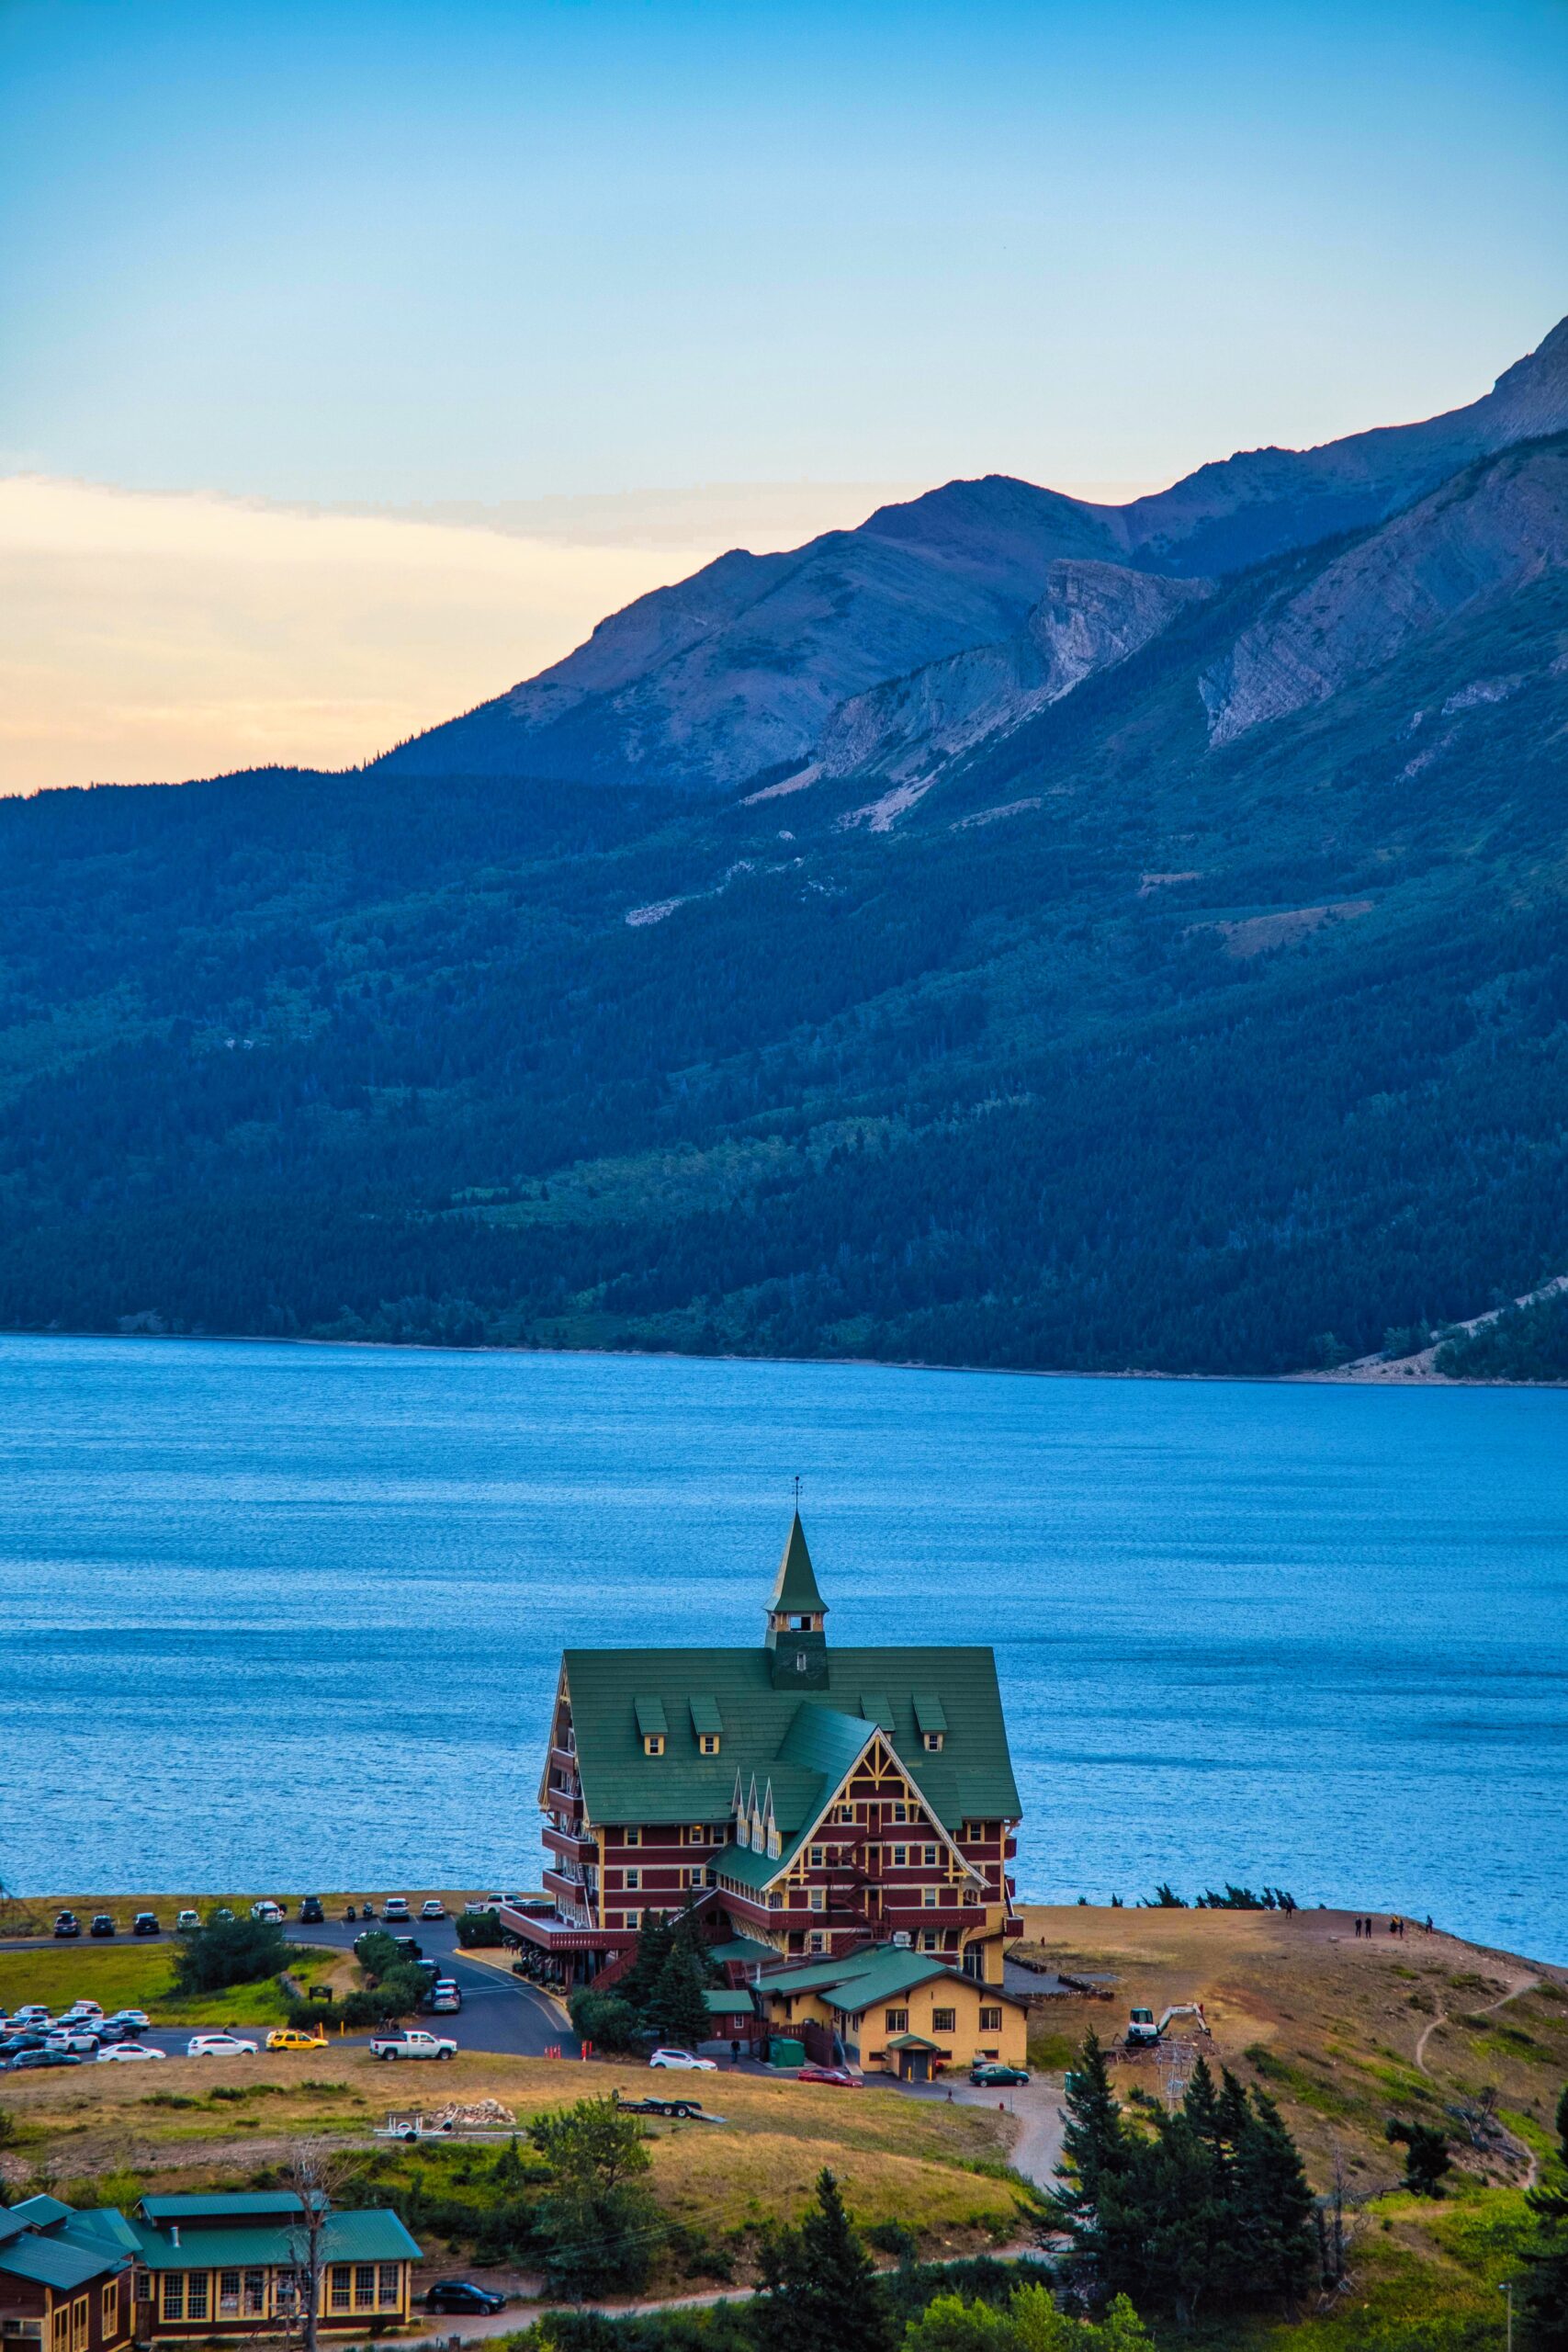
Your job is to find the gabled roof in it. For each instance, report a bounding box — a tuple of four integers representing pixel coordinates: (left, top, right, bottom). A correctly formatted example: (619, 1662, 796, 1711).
(0, 2236, 124, 2291)
(771, 1514, 826, 1616)
(138, 2193, 321, 2222)
(754, 1940, 1030, 2015)
(128, 2211, 418, 2271)
(561, 1644, 1020, 1833)
(4, 2197, 72, 2229)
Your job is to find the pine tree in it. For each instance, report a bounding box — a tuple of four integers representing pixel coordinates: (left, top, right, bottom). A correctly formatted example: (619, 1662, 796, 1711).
(1230, 2087, 1320, 2311)
(754, 2169, 894, 2352)
(1050, 2030, 1135, 2296)
(1520, 2084, 1568, 2351)
(617, 1910, 677, 2020)
(649, 1938, 713, 2052)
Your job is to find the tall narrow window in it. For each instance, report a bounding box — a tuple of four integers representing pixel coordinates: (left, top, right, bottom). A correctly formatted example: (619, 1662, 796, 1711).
(186, 2275, 209, 2324)
(378, 2267, 401, 2309)
(219, 2270, 242, 2319)
(160, 2279, 184, 2324)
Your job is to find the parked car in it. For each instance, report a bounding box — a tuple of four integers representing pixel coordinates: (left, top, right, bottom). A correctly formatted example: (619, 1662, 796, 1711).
(107, 2009, 151, 2030)
(10, 2050, 85, 2071)
(423, 2284, 506, 2315)
(176, 1910, 200, 1930)
(90, 1914, 116, 1938)
(186, 2033, 258, 2058)
(0, 2036, 50, 2059)
(423, 1987, 462, 2016)
(265, 2029, 329, 2052)
(52, 1912, 81, 1939)
(61, 2002, 104, 2021)
(46, 2031, 101, 2054)
(132, 1912, 161, 1937)
(209, 1906, 236, 1923)
(419, 1899, 446, 1920)
(9, 2006, 51, 2028)
(299, 1896, 325, 1924)
(463, 1898, 499, 1915)
(367, 2029, 457, 2062)
(969, 2063, 1031, 2087)
(796, 2064, 862, 2087)
(649, 2049, 716, 2072)
(250, 1900, 285, 1924)
(97, 2043, 166, 2064)
(344, 1904, 358, 1921)
(381, 1897, 412, 1922)
(390, 1937, 423, 1962)
(93, 2021, 130, 2044)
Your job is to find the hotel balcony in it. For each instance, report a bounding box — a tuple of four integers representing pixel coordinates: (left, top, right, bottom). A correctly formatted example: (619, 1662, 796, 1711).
(500, 1902, 637, 1957)
(542, 1865, 593, 1910)
(1004, 1838, 1019, 1860)
(549, 1743, 580, 1776)
(543, 1822, 599, 1864)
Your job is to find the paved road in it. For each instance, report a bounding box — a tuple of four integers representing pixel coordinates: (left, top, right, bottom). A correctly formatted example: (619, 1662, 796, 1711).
(0, 1918, 579, 2063)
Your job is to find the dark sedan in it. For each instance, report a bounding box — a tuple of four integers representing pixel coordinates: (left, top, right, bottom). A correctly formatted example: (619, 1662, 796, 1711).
(7, 2049, 85, 2071)
(423, 2283, 507, 2315)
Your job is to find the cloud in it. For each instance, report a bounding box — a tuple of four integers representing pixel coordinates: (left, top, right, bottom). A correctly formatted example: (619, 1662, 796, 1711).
(0, 477, 723, 793)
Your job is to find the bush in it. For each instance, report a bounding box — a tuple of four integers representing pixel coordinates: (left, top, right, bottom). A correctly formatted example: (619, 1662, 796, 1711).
(173, 1915, 290, 1995)
(866, 2220, 919, 2260)
(455, 1910, 506, 1949)
(568, 1990, 645, 2053)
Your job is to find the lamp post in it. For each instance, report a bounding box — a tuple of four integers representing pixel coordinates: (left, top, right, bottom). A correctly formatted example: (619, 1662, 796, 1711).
(1499, 2278, 1515, 2352)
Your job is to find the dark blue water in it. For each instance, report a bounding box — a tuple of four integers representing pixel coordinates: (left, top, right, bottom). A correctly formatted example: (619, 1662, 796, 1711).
(3, 1335, 1564, 1959)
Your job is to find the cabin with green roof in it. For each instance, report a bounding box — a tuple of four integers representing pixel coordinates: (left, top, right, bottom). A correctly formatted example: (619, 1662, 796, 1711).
(502, 1514, 1023, 2022)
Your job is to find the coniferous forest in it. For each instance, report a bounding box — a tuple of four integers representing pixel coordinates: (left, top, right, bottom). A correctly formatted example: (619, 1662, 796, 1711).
(2, 537, 1567, 1376)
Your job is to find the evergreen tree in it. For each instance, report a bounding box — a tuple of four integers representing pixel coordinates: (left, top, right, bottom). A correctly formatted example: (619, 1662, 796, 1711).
(617, 1910, 678, 2018)
(649, 1938, 713, 2052)
(1230, 2086, 1319, 2311)
(753, 2169, 894, 2352)
(1049, 2032, 1134, 2295)
(1386, 2117, 1451, 2197)
(1520, 2084, 1568, 2351)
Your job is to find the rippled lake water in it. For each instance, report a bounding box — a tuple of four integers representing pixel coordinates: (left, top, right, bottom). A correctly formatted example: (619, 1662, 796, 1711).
(3, 1335, 1564, 1959)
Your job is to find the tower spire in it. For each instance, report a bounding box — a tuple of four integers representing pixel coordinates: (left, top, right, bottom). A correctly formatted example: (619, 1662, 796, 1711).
(765, 1508, 829, 1686)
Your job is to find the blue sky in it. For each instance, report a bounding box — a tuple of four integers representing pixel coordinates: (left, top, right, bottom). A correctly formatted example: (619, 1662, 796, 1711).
(5, 0, 1566, 503)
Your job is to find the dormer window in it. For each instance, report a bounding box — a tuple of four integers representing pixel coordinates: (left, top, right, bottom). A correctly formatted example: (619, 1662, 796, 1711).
(635, 1695, 669, 1758)
(700, 1733, 719, 1755)
(924, 1732, 944, 1752)
(913, 1692, 948, 1753)
(690, 1696, 722, 1755)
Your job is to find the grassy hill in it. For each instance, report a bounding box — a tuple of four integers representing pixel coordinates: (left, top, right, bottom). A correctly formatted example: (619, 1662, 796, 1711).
(1, 526, 1566, 1374)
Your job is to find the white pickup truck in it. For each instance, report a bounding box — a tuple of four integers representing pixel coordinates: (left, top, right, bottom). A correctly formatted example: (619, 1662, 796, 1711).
(368, 2029, 458, 2063)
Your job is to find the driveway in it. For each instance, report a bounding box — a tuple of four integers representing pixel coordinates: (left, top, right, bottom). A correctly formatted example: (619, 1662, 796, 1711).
(895, 2072, 1066, 2192)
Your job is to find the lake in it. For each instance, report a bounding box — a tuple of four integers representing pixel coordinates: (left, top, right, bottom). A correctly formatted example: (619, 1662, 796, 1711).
(2, 1335, 1564, 1960)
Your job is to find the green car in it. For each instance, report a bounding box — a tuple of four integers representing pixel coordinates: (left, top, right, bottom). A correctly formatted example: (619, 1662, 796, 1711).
(970, 2063, 1030, 2086)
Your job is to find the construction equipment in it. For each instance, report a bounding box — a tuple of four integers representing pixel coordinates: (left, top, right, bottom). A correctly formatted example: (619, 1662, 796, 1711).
(1119, 2002, 1212, 2056)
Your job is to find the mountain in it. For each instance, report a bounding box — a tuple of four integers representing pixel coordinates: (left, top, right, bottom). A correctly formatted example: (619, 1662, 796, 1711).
(3, 325, 1568, 1376)
(377, 315, 1568, 795)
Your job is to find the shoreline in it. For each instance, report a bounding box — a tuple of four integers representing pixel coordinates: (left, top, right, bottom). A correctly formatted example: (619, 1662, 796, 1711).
(2, 1323, 1562, 1392)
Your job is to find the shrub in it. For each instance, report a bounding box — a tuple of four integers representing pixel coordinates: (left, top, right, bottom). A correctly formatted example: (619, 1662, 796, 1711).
(568, 1990, 645, 2053)
(173, 1915, 290, 1994)
(455, 1911, 505, 1949)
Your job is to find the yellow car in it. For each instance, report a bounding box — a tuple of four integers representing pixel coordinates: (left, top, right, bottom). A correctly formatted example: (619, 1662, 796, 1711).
(265, 2028, 329, 2052)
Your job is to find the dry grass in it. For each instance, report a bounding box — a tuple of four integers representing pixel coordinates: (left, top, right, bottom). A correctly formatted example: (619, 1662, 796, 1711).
(0, 2043, 1021, 2249)
(0, 1942, 352, 2026)
(1014, 1903, 1568, 2193)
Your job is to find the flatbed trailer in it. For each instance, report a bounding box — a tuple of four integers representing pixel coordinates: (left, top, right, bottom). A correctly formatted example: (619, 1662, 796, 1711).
(612, 2089, 723, 2121)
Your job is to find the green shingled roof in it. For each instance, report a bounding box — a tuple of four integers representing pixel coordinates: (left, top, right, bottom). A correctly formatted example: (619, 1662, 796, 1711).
(704, 1987, 756, 2015)
(562, 1643, 1020, 1842)
(771, 1515, 826, 1616)
(128, 2211, 418, 2271)
(0, 2236, 124, 2292)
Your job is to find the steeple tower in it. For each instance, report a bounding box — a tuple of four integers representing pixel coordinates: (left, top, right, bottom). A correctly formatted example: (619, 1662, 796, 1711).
(765, 1511, 829, 1688)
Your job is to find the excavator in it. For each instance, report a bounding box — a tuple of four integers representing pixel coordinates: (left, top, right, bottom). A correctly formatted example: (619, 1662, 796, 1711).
(1121, 2001, 1211, 2053)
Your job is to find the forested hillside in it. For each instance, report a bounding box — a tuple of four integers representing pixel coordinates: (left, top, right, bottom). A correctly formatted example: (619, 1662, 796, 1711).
(3, 430, 1566, 1374)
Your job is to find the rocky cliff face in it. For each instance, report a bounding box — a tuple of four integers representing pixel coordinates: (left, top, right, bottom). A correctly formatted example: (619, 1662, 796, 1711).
(818, 560, 1212, 780)
(1201, 435, 1568, 746)
(375, 315, 1568, 794)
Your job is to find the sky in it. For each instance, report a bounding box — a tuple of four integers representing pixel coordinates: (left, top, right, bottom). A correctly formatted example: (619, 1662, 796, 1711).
(2, 0, 1566, 789)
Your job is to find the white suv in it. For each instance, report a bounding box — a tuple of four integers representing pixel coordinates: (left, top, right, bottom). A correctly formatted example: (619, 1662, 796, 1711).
(649, 2049, 716, 2072)
(382, 1897, 412, 1922)
(186, 2033, 258, 2058)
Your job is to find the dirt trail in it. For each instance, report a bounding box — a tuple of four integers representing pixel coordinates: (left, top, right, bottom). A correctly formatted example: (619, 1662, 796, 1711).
(1414, 1969, 1542, 2188)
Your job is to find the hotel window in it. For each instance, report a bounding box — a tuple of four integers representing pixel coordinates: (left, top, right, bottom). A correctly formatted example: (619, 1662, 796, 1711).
(808, 1932, 827, 1953)
(625, 1868, 640, 1891)
(643, 1734, 664, 1757)
(625, 1909, 641, 1928)
(219, 2270, 242, 2319)
(160, 2279, 184, 2324)
(923, 1886, 939, 1906)
(355, 2267, 377, 2312)
(329, 2267, 352, 2314)
(378, 2267, 401, 2309)
(923, 1845, 938, 1867)
(892, 1802, 908, 1824)
(186, 2277, 209, 2324)
(809, 1886, 825, 1911)
(885, 2008, 909, 2032)
(699, 1734, 719, 1755)
(979, 2007, 1003, 2031)
(624, 1826, 641, 1847)
(923, 1732, 943, 1751)
(684, 1866, 704, 1889)
(892, 1845, 907, 1869)
(769, 1891, 784, 1909)
(808, 1846, 824, 1867)
(835, 1804, 853, 1824)
(931, 2007, 956, 2034)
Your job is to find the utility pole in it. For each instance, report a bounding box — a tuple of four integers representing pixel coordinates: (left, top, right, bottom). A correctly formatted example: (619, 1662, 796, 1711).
(1499, 2279, 1515, 2352)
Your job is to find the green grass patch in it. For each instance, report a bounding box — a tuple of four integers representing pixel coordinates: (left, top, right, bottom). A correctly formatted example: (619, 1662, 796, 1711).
(1024, 2030, 1078, 2073)
(0, 1941, 324, 2024)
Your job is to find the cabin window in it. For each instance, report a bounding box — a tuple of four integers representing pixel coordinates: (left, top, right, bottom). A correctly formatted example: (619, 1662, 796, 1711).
(979, 2007, 1003, 2031)
(328, 2267, 352, 2314)
(69, 2304, 85, 2352)
(186, 2277, 209, 2324)
(885, 2008, 909, 2032)
(931, 2007, 956, 2033)
(220, 2271, 243, 2319)
(378, 2267, 401, 2308)
(160, 2280, 184, 2324)
(699, 1733, 720, 1755)
(133, 2272, 151, 2306)
(355, 2267, 376, 2312)
(100, 2285, 117, 2336)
